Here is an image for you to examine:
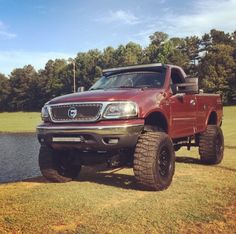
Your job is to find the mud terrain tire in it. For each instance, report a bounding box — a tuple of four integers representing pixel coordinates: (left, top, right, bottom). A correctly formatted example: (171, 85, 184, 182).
(199, 125, 224, 164)
(133, 132, 175, 191)
(39, 146, 81, 182)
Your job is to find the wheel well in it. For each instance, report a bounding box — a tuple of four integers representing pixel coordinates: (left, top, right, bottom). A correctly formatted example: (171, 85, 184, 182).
(144, 112, 168, 133)
(208, 111, 217, 125)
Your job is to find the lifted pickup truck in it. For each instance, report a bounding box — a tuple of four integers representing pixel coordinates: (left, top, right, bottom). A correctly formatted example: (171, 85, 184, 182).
(37, 63, 224, 191)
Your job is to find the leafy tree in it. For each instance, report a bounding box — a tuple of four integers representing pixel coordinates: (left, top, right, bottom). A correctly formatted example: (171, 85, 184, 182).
(149, 32, 168, 46)
(200, 29, 233, 53)
(200, 33, 212, 53)
(113, 45, 126, 66)
(157, 40, 174, 64)
(75, 49, 103, 89)
(9, 65, 40, 111)
(39, 59, 68, 105)
(184, 36, 201, 75)
(124, 42, 143, 65)
(199, 44, 236, 104)
(145, 43, 159, 63)
(210, 29, 232, 45)
(101, 46, 116, 68)
(0, 73, 10, 111)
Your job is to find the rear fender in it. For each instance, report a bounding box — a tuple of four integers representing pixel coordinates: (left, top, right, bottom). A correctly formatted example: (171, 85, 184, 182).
(205, 109, 218, 127)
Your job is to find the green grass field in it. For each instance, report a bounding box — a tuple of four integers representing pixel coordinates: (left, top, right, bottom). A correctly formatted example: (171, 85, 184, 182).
(0, 107, 236, 233)
(0, 112, 41, 133)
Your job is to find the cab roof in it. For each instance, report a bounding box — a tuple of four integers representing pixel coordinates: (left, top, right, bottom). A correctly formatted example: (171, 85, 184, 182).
(102, 63, 166, 76)
(102, 63, 186, 77)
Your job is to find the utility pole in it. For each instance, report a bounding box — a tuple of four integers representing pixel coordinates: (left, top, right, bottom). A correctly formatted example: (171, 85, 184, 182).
(72, 60, 76, 93)
(68, 58, 76, 93)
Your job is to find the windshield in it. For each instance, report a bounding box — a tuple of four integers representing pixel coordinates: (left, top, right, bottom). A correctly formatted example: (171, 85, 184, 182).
(90, 71, 165, 90)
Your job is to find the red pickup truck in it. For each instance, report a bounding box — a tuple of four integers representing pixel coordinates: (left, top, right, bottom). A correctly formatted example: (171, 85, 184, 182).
(37, 63, 224, 191)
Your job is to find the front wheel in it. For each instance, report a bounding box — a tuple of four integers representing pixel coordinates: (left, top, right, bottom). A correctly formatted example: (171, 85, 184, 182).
(133, 132, 175, 191)
(38, 146, 81, 182)
(199, 125, 224, 164)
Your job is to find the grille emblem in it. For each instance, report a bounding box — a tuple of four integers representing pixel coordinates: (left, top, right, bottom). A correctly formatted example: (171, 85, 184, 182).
(68, 107, 77, 119)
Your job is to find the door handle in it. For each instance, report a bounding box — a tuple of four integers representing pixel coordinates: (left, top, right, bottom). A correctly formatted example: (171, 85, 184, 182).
(190, 99, 196, 106)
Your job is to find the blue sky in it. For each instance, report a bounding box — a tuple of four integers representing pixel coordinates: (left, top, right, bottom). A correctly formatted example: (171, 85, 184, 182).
(0, 0, 236, 75)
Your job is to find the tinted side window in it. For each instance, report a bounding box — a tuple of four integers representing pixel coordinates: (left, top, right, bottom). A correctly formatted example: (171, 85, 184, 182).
(171, 69, 184, 84)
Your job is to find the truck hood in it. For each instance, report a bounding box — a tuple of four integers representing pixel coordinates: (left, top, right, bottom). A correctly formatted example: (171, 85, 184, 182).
(49, 89, 145, 104)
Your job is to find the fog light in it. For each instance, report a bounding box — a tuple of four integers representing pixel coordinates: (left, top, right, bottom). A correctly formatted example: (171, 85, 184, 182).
(108, 138, 119, 144)
(103, 138, 119, 144)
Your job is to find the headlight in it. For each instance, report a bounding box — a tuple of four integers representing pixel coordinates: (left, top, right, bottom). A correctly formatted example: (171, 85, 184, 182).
(103, 102, 138, 119)
(41, 105, 50, 121)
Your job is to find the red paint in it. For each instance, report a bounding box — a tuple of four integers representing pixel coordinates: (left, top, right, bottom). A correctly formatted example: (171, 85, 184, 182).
(47, 64, 223, 139)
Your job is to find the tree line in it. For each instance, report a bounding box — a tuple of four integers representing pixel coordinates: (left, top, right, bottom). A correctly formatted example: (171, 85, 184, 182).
(0, 29, 236, 112)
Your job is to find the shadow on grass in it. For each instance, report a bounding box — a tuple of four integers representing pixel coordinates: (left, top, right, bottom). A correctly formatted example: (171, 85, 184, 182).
(176, 156, 236, 172)
(0, 176, 49, 184)
(176, 156, 201, 164)
(21, 166, 138, 190)
(21, 157, 236, 189)
(23, 176, 50, 183)
(212, 165, 236, 173)
(225, 145, 236, 149)
(79, 168, 138, 190)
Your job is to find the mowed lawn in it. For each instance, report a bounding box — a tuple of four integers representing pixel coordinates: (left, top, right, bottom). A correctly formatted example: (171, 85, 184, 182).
(0, 107, 236, 233)
(0, 112, 41, 133)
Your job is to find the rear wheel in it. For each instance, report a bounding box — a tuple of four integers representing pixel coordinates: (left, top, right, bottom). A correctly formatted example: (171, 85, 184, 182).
(38, 146, 81, 182)
(133, 132, 175, 191)
(199, 125, 224, 164)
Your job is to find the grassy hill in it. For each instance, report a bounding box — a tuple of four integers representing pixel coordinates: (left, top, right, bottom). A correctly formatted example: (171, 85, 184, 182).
(0, 107, 235, 233)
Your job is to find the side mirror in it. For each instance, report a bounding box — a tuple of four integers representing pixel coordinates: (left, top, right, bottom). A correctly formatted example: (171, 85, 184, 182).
(77, 86, 85, 92)
(174, 77, 198, 94)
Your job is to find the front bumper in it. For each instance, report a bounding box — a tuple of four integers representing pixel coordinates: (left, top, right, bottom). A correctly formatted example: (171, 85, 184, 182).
(37, 120, 144, 151)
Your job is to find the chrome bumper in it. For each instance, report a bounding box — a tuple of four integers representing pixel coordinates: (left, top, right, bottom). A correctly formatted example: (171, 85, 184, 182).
(37, 123, 144, 151)
(37, 124, 143, 135)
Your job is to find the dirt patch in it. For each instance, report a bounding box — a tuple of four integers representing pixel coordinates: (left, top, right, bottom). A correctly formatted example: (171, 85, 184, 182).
(51, 222, 78, 232)
(21, 183, 42, 189)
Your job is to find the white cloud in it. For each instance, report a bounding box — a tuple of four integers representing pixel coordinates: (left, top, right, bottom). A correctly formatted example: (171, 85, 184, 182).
(135, 0, 236, 45)
(96, 10, 140, 25)
(0, 21, 16, 39)
(167, 0, 236, 36)
(0, 50, 75, 75)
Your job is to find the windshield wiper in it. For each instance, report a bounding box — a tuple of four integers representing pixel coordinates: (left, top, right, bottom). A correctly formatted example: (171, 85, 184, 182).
(117, 86, 137, 88)
(89, 88, 104, 90)
(135, 85, 153, 88)
(116, 85, 153, 89)
(90, 86, 146, 90)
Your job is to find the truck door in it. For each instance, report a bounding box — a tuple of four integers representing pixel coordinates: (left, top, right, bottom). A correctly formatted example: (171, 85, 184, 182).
(169, 68, 197, 138)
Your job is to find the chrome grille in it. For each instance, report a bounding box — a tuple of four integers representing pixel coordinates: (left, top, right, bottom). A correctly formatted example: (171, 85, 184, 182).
(49, 103, 103, 122)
